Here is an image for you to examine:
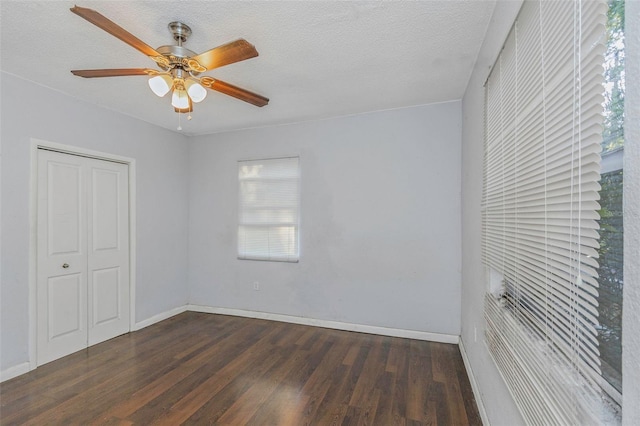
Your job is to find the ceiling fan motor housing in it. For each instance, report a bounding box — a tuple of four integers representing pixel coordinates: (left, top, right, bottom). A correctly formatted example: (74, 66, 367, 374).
(153, 22, 205, 74)
(156, 45, 197, 60)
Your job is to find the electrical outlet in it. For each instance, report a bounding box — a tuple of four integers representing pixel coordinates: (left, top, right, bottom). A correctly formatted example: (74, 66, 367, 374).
(253, 281, 260, 291)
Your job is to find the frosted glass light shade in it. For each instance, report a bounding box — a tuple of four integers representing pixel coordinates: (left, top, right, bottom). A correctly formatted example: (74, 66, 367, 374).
(171, 89, 190, 109)
(186, 80, 207, 103)
(148, 75, 173, 97)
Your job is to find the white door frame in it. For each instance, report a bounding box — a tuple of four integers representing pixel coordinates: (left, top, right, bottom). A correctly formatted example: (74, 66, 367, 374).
(28, 138, 137, 370)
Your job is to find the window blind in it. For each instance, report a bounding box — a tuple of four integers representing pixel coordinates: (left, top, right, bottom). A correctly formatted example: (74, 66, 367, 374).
(238, 157, 300, 262)
(481, 0, 617, 424)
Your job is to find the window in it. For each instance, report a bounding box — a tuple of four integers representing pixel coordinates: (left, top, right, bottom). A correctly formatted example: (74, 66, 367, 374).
(597, 0, 625, 394)
(481, 0, 620, 423)
(238, 157, 300, 262)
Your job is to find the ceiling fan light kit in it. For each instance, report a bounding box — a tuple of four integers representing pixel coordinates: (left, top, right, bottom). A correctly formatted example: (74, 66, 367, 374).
(69, 5, 269, 130)
(148, 74, 172, 97)
(186, 79, 207, 103)
(172, 87, 190, 110)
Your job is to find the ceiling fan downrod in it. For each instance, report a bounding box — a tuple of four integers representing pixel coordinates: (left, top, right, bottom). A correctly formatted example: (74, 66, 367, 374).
(168, 22, 191, 46)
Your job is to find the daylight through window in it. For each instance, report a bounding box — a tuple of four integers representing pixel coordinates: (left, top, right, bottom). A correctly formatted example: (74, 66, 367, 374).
(238, 157, 300, 262)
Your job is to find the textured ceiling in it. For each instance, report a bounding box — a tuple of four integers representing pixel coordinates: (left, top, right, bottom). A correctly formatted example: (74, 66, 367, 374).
(1, 1, 496, 136)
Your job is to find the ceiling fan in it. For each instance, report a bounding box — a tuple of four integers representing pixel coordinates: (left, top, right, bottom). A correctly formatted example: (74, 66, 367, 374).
(69, 5, 269, 118)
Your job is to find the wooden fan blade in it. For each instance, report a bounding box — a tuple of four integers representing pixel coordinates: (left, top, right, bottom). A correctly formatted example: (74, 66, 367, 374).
(190, 39, 258, 71)
(200, 78, 269, 107)
(70, 6, 161, 58)
(71, 68, 156, 78)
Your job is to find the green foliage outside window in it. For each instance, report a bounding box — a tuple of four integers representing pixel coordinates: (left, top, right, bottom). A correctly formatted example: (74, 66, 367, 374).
(597, 170, 623, 392)
(602, 0, 625, 153)
(597, 0, 624, 394)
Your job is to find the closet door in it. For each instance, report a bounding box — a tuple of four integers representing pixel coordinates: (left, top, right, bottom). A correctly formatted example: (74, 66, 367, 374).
(37, 149, 130, 365)
(37, 150, 89, 365)
(87, 158, 130, 345)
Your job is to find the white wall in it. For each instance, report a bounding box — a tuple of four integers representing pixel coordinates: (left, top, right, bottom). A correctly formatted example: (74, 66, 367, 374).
(0, 72, 190, 372)
(460, 1, 525, 425)
(623, 1, 640, 424)
(188, 102, 462, 335)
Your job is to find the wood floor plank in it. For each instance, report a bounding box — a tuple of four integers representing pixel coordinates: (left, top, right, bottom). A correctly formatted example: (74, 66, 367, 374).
(406, 339, 433, 422)
(372, 370, 396, 425)
(0, 312, 481, 425)
(429, 381, 451, 426)
(390, 338, 410, 423)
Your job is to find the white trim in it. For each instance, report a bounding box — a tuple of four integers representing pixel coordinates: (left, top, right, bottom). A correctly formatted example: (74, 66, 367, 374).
(459, 338, 489, 426)
(28, 138, 137, 368)
(8, 303, 458, 382)
(187, 305, 459, 344)
(33, 139, 133, 164)
(128, 162, 137, 332)
(28, 144, 38, 371)
(0, 362, 30, 383)
(133, 305, 188, 331)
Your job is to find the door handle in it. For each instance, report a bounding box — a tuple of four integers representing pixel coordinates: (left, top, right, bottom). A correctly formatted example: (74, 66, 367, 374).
(62, 263, 69, 269)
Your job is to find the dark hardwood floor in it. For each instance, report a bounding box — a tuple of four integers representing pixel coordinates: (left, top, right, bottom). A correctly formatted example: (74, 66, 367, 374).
(0, 312, 481, 425)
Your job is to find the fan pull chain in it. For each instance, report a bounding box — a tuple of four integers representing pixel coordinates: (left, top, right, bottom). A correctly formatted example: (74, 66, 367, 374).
(177, 111, 182, 131)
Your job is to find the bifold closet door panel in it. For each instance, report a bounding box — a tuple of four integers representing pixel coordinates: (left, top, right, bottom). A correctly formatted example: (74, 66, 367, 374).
(37, 150, 89, 365)
(87, 158, 130, 346)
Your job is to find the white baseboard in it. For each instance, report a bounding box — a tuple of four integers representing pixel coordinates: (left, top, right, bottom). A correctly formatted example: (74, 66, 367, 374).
(187, 304, 459, 344)
(1, 362, 30, 383)
(4, 305, 458, 383)
(133, 305, 188, 331)
(459, 338, 489, 426)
